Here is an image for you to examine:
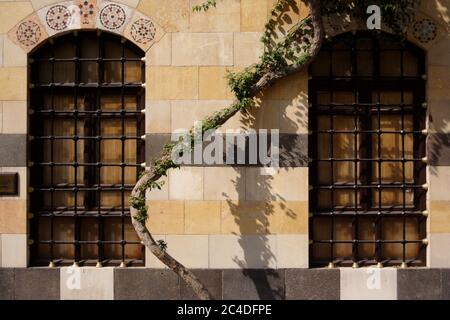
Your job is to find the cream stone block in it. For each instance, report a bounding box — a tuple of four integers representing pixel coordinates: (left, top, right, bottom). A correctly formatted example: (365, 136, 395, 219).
(0, 36, 3, 67)
(0, 68, 27, 100)
(165, 235, 209, 268)
(3, 36, 27, 67)
(171, 33, 233, 66)
(115, 0, 139, 8)
(147, 66, 199, 100)
(263, 70, 308, 100)
(146, 33, 172, 66)
(428, 65, 450, 98)
(204, 167, 245, 201)
(340, 268, 397, 300)
(145, 175, 169, 201)
(429, 166, 450, 201)
(146, 201, 184, 234)
(0, 2, 34, 34)
(221, 201, 268, 235)
(147, 100, 171, 134)
(242, 98, 280, 130)
(0, 167, 27, 200)
(145, 234, 168, 268)
(428, 35, 450, 67)
(1, 234, 27, 267)
(429, 99, 450, 133)
(2, 101, 27, 134)
(137, 0, 190, 33)
(60, 267, 114, 300)
(169, 167, 203, 200)
(429, 233, 450, 267)
(171, 100, 241, 132)
(234, 32, 264, 66)
(190, 0, 240, 32)
(241, 0, 270, 32)
(245, 167, 309, 201)
(276, 234, 308, 268)
(185, 201, 221, 234)
(199, 67, 236, 100)
(0, 200, 27, 234)
(209, 234, 277, 269)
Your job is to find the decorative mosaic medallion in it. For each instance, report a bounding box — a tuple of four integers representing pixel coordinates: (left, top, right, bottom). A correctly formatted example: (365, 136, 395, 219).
(16, 21, 41, 47)
(413, 19, 437, 43)
(99, 3, 126, 30)
(79, 0, 95, 25)
(130, 19, 156, 44)
(46, 5, 72, 31)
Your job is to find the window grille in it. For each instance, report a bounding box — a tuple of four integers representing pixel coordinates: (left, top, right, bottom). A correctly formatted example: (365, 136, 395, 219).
(29, 31, 145, 267)
(309, 32, 427, 268)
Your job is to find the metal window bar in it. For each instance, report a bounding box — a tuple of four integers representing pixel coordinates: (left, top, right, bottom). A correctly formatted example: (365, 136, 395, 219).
(308, 32, 427, 268)
(29, 31, 145, 267)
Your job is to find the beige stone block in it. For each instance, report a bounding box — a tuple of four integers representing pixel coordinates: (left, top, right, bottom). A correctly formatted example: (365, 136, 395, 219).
(245, 167, 309, 201)
(30, 0, 64, 10)
(234, 32, 264, 66)
(165, 235, 209, 268)
(146, 33, 171, 66)
(280, 96, 309, 134)
(169, 167, 203, 200)
(145, 175, 169, 201)
(146, 100, 171, 134)
(204, 167, 245, 201)
(145, 234, 168, 268)
(3, 36, 27, 67)
(428, 35, 450, 67)
(262, 70, 308, 100)
(341, 268, 397, 300)
(60, 267, 114, 300)
(146, 200, 184, 234)
(209, 234, 277, 268)
(171, 33, 233, 66)
(221, 201, 268, 235)
(277, 234, 308, 268)
(2, 101, 27, 134)
(185, 201, 221, 234)
(190, 0, 240, 32)
(267, 201, 308, 234)
(0, 167, 27, 200)
(171, 100, 241, 132)
(241, 0, 270, 32)
(242, 98, 280, 130)
(0, 68, 27, 100)
(429, 166, 450, 201)
(147, 66, 199, 100)
(0, 2, 34, 34)
(430, 201, 450, 233)
(1, 234, 27, 267)
(199, 67, 235, 100)
(137, 0, 190, 33)
(0, 35, 3, 67)
(429, 99, 450, 133)
(429, 233, 450, 267)
(115, 0, 140, 8)
(0, 200, 27, 234)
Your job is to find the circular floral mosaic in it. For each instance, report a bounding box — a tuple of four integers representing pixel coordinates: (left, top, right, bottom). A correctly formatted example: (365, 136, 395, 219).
(46, 5, 72, 31)
(99, 3, 126, 30)
(413, 19, 437, 43)
(16, 21, 41, 47)
(79, 0, 95, 25)
(130, 19, 156, 44)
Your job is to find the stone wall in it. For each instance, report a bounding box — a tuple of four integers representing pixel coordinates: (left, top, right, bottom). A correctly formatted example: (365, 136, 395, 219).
(0, 0, 449, 298)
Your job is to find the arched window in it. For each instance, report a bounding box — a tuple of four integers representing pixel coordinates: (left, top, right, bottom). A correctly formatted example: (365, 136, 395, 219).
(29, 31, 145, 267)
(309, 32, 427, 268)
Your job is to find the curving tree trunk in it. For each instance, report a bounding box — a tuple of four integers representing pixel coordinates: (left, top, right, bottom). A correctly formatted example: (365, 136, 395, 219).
(130, 0, 324, 300)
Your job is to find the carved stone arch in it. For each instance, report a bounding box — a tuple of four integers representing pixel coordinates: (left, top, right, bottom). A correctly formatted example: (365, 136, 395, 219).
(322, 8, 445, 52)
(7, 0, 165, 54)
